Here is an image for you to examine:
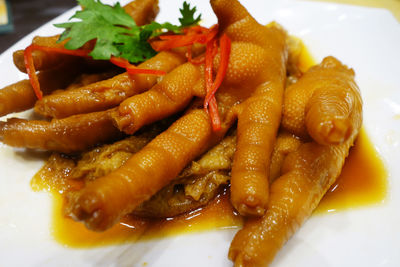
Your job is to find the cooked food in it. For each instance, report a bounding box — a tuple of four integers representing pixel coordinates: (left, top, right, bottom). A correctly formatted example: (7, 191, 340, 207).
(35, 127, 234, 218)
(12, 0, 159, 73)
(134, 133, 234, 218)
(112, 60, 204, 134)
(124, 0, 159, 26)
(34, 50, 188, 118)
(123, 0, 160, 26)
(229, 56, 362, 267)
(67, 108, 219, 231)
(0, 0, 365, 266)
(282, 56, 360, 145)
(228, 20, 287, 216)
(0, 59, 83, 117)
(268, 131, 302, 182)
(32, 131, 162, 194)
(63, 69, 122, 90)
(0, 109, 123, 153)
(66, 0, 291, 231)
(12, 35, 74, 73)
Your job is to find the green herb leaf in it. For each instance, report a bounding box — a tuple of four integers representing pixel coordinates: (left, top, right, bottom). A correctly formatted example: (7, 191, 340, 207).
(179, 1, 201, 27)
(55, 0, 139, 60)
(54, 0, 202, 63)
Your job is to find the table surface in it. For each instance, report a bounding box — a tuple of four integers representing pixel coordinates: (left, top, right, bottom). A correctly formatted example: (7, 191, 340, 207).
(0, 0, 76, 54)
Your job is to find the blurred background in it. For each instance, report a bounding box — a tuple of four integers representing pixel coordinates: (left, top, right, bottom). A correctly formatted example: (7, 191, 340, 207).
(0, 0, 76, 53)
(0, 0, 398, 54)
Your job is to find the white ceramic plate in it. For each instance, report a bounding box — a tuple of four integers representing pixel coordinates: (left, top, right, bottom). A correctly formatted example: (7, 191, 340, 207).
(0, 0, 399, 266)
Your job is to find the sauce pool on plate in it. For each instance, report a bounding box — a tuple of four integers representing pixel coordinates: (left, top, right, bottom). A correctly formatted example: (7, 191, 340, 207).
(30, 127, 387, 248)
(50, 187, 242, 248)
(315, 128, 387, 213)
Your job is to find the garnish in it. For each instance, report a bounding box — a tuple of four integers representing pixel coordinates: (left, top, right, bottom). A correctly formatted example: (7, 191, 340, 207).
(23, 45, 165, 101)
(150, 25, 218, 53)
(179, 1, 202, 27)
(24, 45, 92, 100)
(23, 0, 201, 100)
(150, 25, 231, 131)
(54, 0, 201, 63)
(204, 34, 231, 131)
(109, 57, 167, 76)
(23, 0, 231, 132)
(204, 37, 220, 131)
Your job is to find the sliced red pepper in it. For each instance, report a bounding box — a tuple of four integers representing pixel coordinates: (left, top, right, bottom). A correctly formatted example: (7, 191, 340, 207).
(204, 38, 222, 131)
(183, 25, 209, 34)
(204, 34, 231, 109)
(204, 39, 216, 98)
(159, 34, 186, 40)
(208, 97, 221, 131)
(24, 45, 42, 100)
(24, 44, 167, 100)
(110, 56, 166, 76)
(109, 56, 129, 68)
(28, 45, 91, 57)
(126, 67, 166, 76)
(186, 45, 206, 65)
(151, 24, 219, 52)
(150, 24, 230, 131)
(204, 25, 219, 43)
(23, 44, 91, 100)
(151, 35, 198, 51)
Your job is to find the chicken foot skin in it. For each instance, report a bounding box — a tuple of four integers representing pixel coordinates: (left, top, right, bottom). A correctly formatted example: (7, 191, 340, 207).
(282, 56, 360, 145)
(112, 62, 204, 134)
(229, 56, 362, 267)
(0, 38, 200, 155)
(0, 59, 84, 117)
(113, 2, 289, 217)
(12, 35, 73, 73)
(212, 2, 288, 216)
(67, 109, 223, 231)
(34, 51, 187, 118)
(268, 131, 302, 182)
(229, 142, 356, 267)
(0, 109, 122, 153)
(66, 0, 286, 231)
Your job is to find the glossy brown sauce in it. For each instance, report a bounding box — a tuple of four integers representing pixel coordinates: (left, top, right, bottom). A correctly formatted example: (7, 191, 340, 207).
(315, 128, 387, 213)
(30, 42, 387, 248)
(47, 187, 242, 248)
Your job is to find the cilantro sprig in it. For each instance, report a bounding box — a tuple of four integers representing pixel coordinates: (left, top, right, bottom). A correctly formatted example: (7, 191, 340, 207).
(179, 1, 201, 27)
(55, 0, 202, 63)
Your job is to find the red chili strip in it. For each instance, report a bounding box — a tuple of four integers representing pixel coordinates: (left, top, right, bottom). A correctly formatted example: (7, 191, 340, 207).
(159, 34, 186, 40)
(183, 25, 209, 34)
(151, 35, 199, 51)
(208, 97, 221, 131)
(151, 24, 219, 52)
(29, 45, 91, 57)
(24, 45, 42, 100)
(148, 24, 230, 131)
(109, 56, 129, 68)
(204, 25, 219, 43)
(204, 38, 222, 131)
(204, 39, 215, 97)
(23, 44, 92, 100)
(186, 45, 205, 65)
(110, 56, 166, 76)
(126, 68, 166, 75)
(204, 34, 231, 108)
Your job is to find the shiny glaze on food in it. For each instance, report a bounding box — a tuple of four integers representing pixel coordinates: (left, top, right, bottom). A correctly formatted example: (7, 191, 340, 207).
(316, 128, 387, 213)
(30, 43, 386, 248)
(31, 129, 386, 247)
